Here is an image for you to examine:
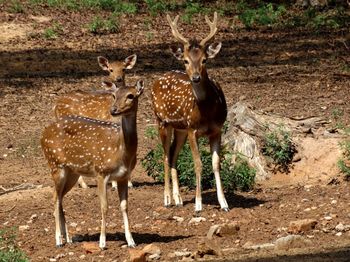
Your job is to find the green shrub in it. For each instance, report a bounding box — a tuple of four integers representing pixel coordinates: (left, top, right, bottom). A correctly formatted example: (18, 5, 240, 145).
(9, 0, 24, 13)
(145, 0, 179, 16)
(142, 127, 255, 191)
(236, 1, 286, 28)
(262, 126, 296, 171)
(43, 22, 63, 39)
(0, 228, 28, 262)
(87, 14, 120, 34)
(338, 139, 350, 179)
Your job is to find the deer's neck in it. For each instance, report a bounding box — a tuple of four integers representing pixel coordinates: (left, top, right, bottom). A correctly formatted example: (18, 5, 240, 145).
(191, 71, 213, 104)
(121, 110, 137, 155)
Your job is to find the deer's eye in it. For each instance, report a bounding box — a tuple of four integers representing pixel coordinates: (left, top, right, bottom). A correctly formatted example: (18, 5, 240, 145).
(184, 60, 189, 65)
(127, 94, 134, 100)
(202, 59, 207, 64)
(122, 69, 126, 72)
(110, 69, 114, 72)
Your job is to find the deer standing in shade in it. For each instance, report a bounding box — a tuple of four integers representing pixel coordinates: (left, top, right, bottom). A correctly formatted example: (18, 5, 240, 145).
(54, 54, 137, 189)
(151, 12, 229, 212)
(41, 80, 144, 249)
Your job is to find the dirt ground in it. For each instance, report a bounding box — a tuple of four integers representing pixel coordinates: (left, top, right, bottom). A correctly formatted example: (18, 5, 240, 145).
(0, 3, 350, 262)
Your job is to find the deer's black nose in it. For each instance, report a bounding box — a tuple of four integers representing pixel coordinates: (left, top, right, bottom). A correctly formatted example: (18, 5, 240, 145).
(192, 75, 201, 83)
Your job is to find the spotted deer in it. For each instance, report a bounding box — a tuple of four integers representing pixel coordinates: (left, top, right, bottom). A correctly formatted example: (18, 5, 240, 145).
(54, 54, 137, 189)
(41, 80, 144, 249)
(151, 12, 229, 212)
(97, 54, 137, 85)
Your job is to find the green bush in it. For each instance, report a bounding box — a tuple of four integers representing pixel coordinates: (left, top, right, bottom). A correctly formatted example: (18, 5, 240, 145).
(236, 1, 286, 28)
(145, 0, 179, 16)
(9, 0, 24, 13)
(262, 126, 296, 171)
(43, 22, 63, 39)
(87, 14, 120, 34)
(0, 228, 28, 262)
(338, 139, 350, 179)
(142, 127, 255, 191)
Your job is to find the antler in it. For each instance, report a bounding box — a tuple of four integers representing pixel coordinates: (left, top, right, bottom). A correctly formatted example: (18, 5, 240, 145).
(200, 12, 218, 46)
(166, 14, 189, 46)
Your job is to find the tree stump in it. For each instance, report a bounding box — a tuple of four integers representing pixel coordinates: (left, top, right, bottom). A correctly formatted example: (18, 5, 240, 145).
(222, 99, 330, 181)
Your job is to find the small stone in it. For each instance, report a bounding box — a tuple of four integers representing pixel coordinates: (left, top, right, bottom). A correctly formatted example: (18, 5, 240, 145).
(335, 223, 345, 232)
(49, 259, 56, 262)
(79, 255, 86, 259)
(304, 208, 311, 212)
(68, 252, 74, 256)
(336, 232, 342, 236)
(189, 217, 206, 225)
(19, 225, 29, 231)
(70, 222, 78, 227)
(82, 242, 100, 254)
(173, 216, 184, 223)
(331, 200, 337, 204)
(148, 253, 161, 260)
(324, 216, 332, 221)
(288, 219, 317, 234)
(30, 214, 38, 221)
(173, 251, 192, 257)
(143, 243, 161, 255)
(275, 235, 312, 250)
(129, 249, 146, 262)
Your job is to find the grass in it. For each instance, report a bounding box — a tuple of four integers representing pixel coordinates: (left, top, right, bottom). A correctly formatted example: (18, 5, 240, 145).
(87, 13, 120, 34)
(142, 127, 255, 191)
(0, 227, 28, 262)
(262, 125, 296, 172)
(338, 139, 350, 179)
(43, 22, 63, 39)
(8, 0, 25, 13)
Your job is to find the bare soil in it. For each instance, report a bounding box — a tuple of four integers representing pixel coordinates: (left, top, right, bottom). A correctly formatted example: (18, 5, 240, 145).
(0, 3, 350, 262)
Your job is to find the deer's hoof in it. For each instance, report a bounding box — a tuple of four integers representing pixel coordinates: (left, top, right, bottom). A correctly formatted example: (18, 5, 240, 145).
(221, 207, 230, 212)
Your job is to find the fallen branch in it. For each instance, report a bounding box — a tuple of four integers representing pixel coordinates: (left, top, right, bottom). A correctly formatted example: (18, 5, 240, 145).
(0, 183, 38, 196)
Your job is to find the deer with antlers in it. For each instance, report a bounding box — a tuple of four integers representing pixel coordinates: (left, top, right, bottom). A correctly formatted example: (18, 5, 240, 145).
(41, 80, 144, 249)
(151, 12, 229, 212)
(54, 54, 137, 189)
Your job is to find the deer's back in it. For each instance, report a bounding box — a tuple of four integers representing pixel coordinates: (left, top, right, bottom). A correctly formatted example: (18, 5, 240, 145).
(54, 91, 115, 121)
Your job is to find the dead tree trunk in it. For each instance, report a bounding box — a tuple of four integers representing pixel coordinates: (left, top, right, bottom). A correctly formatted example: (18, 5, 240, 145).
(222, 99, 328, 181)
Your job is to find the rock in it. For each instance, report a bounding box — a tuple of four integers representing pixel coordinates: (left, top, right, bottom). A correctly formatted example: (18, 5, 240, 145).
(244, 243, 275, 250)
(82, 242, 100, 254)
(129, 249, 146, 262)
(173, 216, 184, 223)
(288, 219, 317, 234)
(336, 232, 342, 237)
(19, 225, 29, 231)
(195, 239, 222, 258)
(148, 253, 161, 260)
(324, 216, 333, 221)
(173, 251, 192, 257)
(207, 222, 240, 239)
(142, 243, 161, 256)
(274, 235, 312, 250)
(189, 217, 206, 225)
(335, 223, 345, 232)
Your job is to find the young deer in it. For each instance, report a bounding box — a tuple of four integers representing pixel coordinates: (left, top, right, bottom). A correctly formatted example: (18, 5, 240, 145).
(54, 54, 137, 189)
(98, 54, 137, 85)
(41, 80, 144, 249)
(151, 12, 229, 212)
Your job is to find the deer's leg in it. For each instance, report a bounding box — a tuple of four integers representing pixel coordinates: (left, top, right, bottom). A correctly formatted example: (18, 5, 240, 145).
(52, 168, 67, 247)
(97, 174, 110, 249)
(117, 178, 135, 247)
(159, 124, 173, 207)
(210, 133, 229, 211)
(170, 130, 187, 206)
(188, 130, 203, 212)
(60, 170, 79, 244)
(77, 176, 89, 189)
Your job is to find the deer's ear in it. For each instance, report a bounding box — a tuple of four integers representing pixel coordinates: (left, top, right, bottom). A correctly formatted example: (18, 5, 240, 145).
(135, 80, 144, 96)
(124, 54, 137, 70)
(170, 45, 184, 60)
(97, 56, 110, 71)
(102, 81, 117, 91)
(206, 42, 222, 59)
